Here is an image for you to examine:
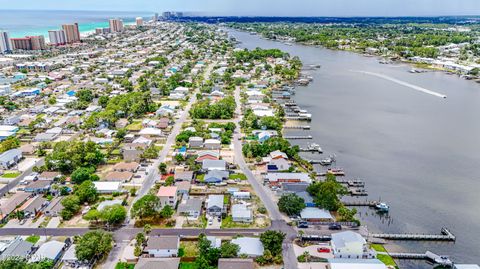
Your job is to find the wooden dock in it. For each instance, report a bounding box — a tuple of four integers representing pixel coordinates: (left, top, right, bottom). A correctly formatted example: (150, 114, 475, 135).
(371, 228, 456, 241)
(285, 116, 311, 121)
(284, 135, 313, 139)
(283, 125, 310, 130)
(343, 200, 378, 207)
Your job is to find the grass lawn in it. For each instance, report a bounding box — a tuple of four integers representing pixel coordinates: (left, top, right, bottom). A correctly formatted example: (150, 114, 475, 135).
(180, 262, 198, 269)
(371, 244, 398, 267)
(1, 172, 21, 178)
(25, 235, 40, 244)
(126, 121, 142, 131)
(221, 216, 253, 229)
(180, 241, 199, 257)
(115, 262, 134, 269)
(229, 173, 247, 180)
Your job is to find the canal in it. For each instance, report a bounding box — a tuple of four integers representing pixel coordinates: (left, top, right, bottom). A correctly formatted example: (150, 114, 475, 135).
(229, 29, 480, 267)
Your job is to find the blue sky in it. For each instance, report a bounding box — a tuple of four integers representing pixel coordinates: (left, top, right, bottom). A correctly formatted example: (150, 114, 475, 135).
(0, 0, 479, 16)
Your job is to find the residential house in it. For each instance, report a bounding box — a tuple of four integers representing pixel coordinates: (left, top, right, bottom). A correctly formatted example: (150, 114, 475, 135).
(207, 236, 222, 249)
(0, 148, 22, 169)
(202, 160, 226, 171)
(231, 237, 264, 257)
(174, 171, 194, 182)
(331, 231, 375, 259)
(206, 195, 224, 216)
(204, 170, 229, 184)
(218, 258, 255, 269)
(300, 207, 334, 222)
(267, 158, 290, 172)
(295, 191, 315, 207)
(105, 171, 133, 182)
(231, 204, 253, 223)
(157, 186, 178, 208)
(93, 181, 122, 194)
(188, 137, 203, 148)
(233, 191, 251, 200)
(29, 240, 65, 263)
(38, 171, 61, 181)
(0, 192, 30, 220)
(195, 150, 219, 162)
(23, 180, 52, 193)
(177, 197, 203, 219)
(113, 162, 139, 172)
(139, 127, 162, 137)
(145, 236, 180, 258)
(135, 257, 180, 269)
(269, 150, 288, 160)
(0, 238, 34, 260)
(266, 173, 312, 186)
(204, 139, 221, 150)
(158, 118, 170, 129)
(175, 181, 191, 196)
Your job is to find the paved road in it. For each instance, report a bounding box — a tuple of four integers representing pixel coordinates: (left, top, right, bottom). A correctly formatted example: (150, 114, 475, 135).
(0, 158, 44, 197)
(106, 62, 216, 268)
(232, 87, 298, 269)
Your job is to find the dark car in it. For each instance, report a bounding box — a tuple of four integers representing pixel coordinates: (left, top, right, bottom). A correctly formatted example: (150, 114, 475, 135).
(329, 223, 342, 230)
(297, 221, 309, 228)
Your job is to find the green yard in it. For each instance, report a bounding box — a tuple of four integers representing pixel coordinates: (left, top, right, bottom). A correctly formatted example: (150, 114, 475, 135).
(1, 172, 21, 178)
(180, 262, 198, 269)
(371, 244, 398, 268)
(25, 235, 40, 244)
(229, 173, 247, 180)
(180, 241, 199, 257)
(126, 121, 142, 131)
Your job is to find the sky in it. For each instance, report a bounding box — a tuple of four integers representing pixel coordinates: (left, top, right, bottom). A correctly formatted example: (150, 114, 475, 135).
(0, 0, 479, 16)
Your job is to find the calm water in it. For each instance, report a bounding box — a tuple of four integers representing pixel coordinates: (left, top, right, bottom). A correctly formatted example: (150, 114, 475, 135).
(229, 29, 480, 267)
(0, 10, 152, 38)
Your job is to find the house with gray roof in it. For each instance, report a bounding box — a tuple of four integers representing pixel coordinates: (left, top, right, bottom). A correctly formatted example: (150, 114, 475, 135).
(204, 170, 229, 183)
(0, 148, 22, 169)
(177, 197, 203, 219)
(145, 236, 180, 258)
(44, 197, 64, 217)
(0, 237, 34, 260)
(218, 258, 254, 269)
(231, 204, 252, 223)
(29, 240, 65, 263)
(300, 207, 333, 222)
(202, 160, 226, 171)
(135, 257, 180, 269)
(206, 195, 224, 216)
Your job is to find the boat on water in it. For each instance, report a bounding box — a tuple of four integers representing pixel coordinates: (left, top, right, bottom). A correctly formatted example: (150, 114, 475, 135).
(307, 143, 323, 152)
(319, 155, 335, 166)
(321, 168, 345, 176)
(375, 202, 390, 212)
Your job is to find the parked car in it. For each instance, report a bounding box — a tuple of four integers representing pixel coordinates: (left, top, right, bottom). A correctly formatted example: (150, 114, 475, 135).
(329, 223, 342, 230)
(317, 247, 330, 253)
(297, 221, 309, 228)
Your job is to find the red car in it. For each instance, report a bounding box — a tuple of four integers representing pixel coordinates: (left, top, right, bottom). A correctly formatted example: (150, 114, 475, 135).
(317, 247, 331, 253)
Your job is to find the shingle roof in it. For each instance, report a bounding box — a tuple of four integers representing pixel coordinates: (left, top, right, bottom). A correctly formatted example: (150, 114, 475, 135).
(146, 236, 179, 250)
(218, 258, 254, 269)
(135, 258, 180, 269)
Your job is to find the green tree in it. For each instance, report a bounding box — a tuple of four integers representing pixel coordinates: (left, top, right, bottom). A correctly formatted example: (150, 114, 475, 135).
(160, 205, 174, 218)
(84, 209, 101, 223)
(131, 194, 160, 219)
(260, 230, 285, 255)
(75, 180, 98, 204)
(75, 230, 113, 261)
(307, 174, 346, 211)
(158, 162, 167, 174)
(165, 176, 175, 186)
(220, 241, 240, 258)
(278, 193, 305, 216)
(100, 204, 127, 225)
(60, 195, 81, 220)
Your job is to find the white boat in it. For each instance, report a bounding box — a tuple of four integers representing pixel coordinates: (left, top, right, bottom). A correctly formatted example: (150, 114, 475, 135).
(375, 202, 390, 212)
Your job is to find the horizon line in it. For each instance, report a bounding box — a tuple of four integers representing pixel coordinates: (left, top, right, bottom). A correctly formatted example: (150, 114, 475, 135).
(0, 9, 480, 18)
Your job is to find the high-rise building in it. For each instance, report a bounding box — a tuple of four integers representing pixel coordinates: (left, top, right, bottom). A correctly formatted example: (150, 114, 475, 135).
(154, 13, 159, 21)
(62, 23, 81, 43)
(109, 19, 124, 33)
(28, 36, 46, 50)
(0, 31, 12, 53)
(11, 36, 46, 50)
(95, 28, 111, 35)
(136, 17, 144, 27)
(48, 30, 66, 45)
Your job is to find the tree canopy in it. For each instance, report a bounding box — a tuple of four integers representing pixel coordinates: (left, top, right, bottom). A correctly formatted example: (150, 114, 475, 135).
(278, 193, 306, 216)
(75, 230, 113, 262)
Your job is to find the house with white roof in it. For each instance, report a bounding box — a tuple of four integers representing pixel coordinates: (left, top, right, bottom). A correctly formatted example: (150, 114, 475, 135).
(327, 258, 387, 269)
(231, 237, 264, 257)
(29, 240, 65, 263)
(330, 231, 374, 259)
(232, 204, 253, 223)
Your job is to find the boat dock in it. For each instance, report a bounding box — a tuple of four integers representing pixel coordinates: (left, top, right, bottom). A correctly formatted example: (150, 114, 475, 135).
(284, 135, 313, 139)
(343, 200, 378, 207)
(349, 188, 368, 196)
(387, 251, 453, 266)
(283, 125, 310, 130)
(285, 116, 311, 121)
(337, 179, 365, 187)
(371, 228, 456, 241)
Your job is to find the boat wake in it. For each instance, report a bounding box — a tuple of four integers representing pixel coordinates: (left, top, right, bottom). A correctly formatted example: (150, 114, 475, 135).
(352, 70, 447, 99)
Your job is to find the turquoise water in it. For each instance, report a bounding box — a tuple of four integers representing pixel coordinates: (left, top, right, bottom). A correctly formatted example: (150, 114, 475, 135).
(0, 10, 152, 38)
